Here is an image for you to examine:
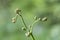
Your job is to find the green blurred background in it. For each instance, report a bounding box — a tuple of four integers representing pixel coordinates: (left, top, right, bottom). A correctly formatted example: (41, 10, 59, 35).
(0, 0, 60, 40)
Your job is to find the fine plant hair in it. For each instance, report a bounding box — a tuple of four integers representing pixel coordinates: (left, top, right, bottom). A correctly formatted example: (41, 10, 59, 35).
(11, 8, 47, 40)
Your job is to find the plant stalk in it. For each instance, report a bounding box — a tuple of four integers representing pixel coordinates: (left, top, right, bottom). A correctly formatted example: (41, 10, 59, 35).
(19, 14, 27, 28)
(30, 33, 35, 40)
(18, 14, 35, 40)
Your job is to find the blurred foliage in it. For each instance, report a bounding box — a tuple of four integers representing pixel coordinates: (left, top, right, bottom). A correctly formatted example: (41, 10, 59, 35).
(0, 0, 60, 40)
